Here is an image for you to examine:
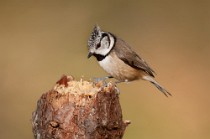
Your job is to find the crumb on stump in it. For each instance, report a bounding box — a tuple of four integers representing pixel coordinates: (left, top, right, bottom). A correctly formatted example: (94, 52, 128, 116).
(32, 75, 130, 139)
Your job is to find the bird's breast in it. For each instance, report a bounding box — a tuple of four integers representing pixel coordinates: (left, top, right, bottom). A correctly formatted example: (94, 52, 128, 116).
(98, 52, 143, 81)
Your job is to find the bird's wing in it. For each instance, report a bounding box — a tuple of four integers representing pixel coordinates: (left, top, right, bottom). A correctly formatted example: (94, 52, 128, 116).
(114, 37, 155, 77)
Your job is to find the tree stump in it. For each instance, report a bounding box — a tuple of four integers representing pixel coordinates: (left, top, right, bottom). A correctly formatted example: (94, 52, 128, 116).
(32, 75, 130, 139)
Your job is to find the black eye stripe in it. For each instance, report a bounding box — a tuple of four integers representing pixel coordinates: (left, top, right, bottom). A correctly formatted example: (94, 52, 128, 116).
(96, 43, 101, 49)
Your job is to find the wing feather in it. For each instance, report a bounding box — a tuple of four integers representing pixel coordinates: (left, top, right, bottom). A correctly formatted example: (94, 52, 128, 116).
(114, 37, 155, 77)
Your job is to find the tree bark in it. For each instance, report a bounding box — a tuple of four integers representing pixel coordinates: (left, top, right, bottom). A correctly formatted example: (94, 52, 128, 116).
(32, 75, 130, 139)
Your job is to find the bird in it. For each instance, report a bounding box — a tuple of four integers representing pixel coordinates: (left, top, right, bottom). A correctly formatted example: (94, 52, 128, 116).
(87, 25, 171, 97)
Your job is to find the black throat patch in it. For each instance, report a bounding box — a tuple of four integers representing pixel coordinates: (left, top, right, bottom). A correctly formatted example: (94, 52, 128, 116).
(93, 54, 106, 61)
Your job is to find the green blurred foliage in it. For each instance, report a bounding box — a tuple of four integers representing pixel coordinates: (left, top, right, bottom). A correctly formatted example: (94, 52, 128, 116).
(0, 0, 210, 138)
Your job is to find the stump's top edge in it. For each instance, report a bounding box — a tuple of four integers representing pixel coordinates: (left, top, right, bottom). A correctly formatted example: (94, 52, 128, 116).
(53, 75, 116, 96)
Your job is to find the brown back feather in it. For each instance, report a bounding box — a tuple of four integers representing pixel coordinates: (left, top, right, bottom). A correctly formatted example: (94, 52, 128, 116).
(113, 37, 155, 77)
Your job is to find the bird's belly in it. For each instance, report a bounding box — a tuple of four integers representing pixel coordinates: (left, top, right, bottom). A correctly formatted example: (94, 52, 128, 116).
(98, 55, 142, 81)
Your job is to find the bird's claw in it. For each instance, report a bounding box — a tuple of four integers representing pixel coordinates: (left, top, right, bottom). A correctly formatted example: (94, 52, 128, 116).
(92, 77, 109, 86)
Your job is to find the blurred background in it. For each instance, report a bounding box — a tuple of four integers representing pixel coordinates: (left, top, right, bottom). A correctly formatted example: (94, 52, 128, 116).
(0, 0, 210, 138)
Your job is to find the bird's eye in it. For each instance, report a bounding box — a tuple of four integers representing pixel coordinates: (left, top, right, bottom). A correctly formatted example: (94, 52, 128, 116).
(96, 43, 101, 49)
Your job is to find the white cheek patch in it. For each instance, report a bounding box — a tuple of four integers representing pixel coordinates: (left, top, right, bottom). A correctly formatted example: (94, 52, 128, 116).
(96, 35, 115, 56)
(101, 37, 109, 47)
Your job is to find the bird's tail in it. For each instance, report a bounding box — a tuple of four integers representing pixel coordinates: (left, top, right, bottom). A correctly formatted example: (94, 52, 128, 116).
(143, 76, 172, 97)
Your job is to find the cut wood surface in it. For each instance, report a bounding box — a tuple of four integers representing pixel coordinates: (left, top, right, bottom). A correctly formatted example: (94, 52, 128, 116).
(32, 75, 130, 139)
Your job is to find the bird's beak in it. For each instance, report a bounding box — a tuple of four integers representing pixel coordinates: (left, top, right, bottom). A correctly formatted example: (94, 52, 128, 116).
(87, 52, 93, 58)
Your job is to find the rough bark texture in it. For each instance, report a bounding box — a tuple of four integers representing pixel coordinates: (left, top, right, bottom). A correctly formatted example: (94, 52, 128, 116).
(32, 75, 130, 139)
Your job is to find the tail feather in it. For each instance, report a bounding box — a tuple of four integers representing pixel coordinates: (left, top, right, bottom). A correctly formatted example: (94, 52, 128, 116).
(143, 76, 172, 97)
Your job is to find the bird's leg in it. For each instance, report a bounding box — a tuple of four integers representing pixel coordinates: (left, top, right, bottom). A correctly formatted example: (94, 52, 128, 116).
(92, 76, 113, 86)
(115, 80, 123, 84)
(113, 79, 129, 95)
(93, 75, 113, 82)
(115, 79, 129, 84)
(105, 75, 113, 79)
